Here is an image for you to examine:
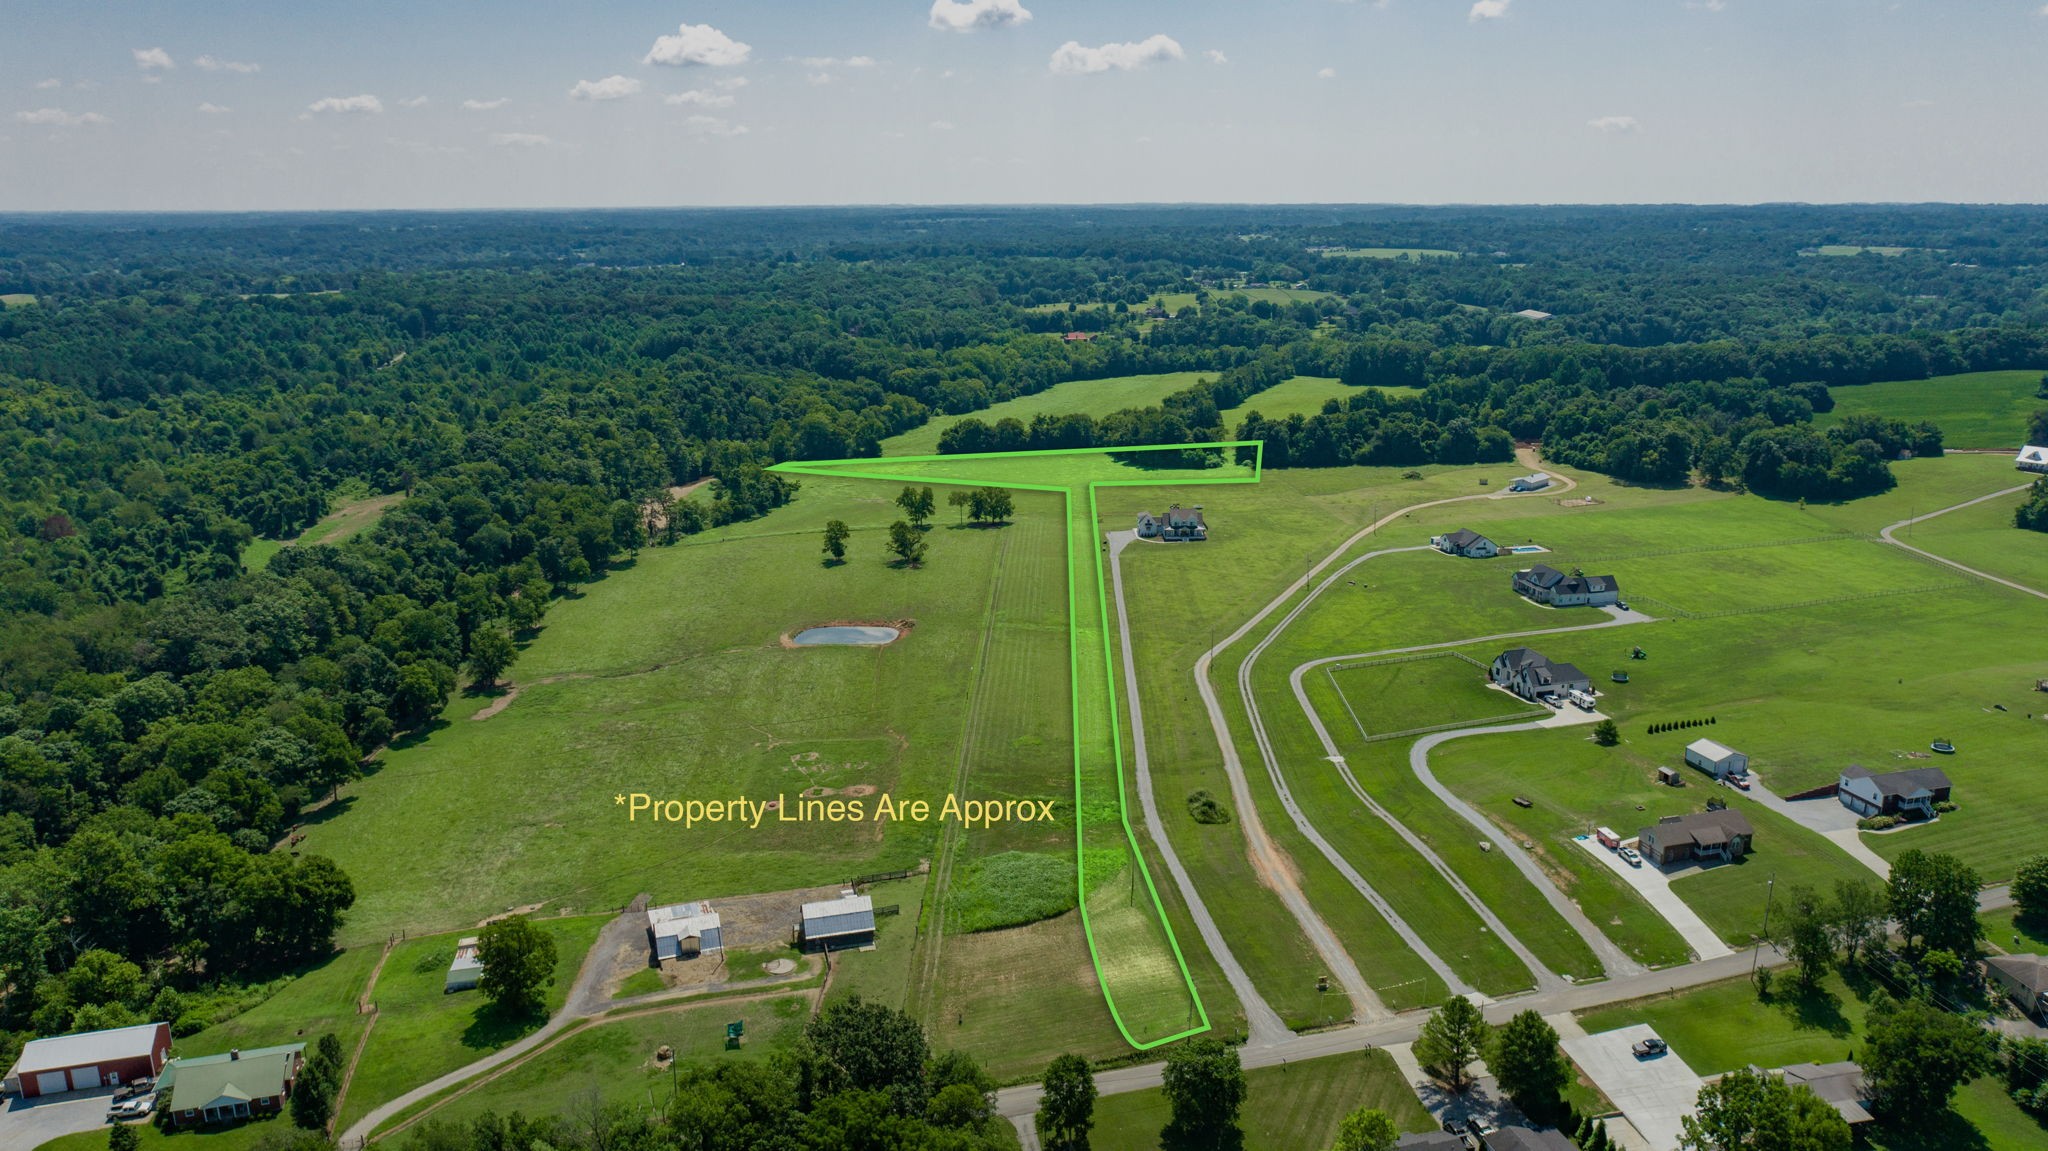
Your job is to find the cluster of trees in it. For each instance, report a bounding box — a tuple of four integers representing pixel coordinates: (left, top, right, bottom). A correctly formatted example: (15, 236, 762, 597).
(476, 916, 559, 1018)
(289, 1033, 347, 1131)
(1768, 851, 1978, 995)
(399, 998, 1011, 1151)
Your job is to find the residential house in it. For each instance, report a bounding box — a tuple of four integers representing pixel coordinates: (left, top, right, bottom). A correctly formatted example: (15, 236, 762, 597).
(158, 1044, 305, 1129)
(1507, 472, 1552, 492)
(1986, 954, 2048, 1018)
(1137, 505, 1207, 541)
(1513, 563, 1621, 607)
(648, 901, 724, 961)
(1836, 765, 1951, 820)
(1490, 647, 1592, 702)
(1061, 331, 1094, 342)
(1135, 511, 1160, 538)
(1511, 309, 1554, 321)
(2016, 445, 2048, 474)
(1777, 1062, 1874, 1127)
(1684, 739, 1749, 781)
(1433, 528, 1500, 559)
(1396, 1133, 1469, 1150)
(1, 1022, 171, 1098)
(1481, 1129, 1576, 1151)
(444, 936, 483, 992)
(1636, 809, 1754, 868)
(799, 892, 876, 952)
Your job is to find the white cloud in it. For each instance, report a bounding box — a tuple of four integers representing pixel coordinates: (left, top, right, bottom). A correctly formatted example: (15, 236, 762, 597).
(462, 97, 510, 110)
(666, 89, 735, 107)
(491, 132, 551, 148)
(307, 94, 383, 115)
(802, 55, 877, 68)
(1048, 34, 1185, 75)
(132, 47, 174, 71)
(194, 55, 259, 73)
(1469, 0, 1511, 20)
(1317, 66, 1337, 79)
(808, 72, 834, 86)
(683, 114, 747, 136)
(1204, 49, 1228, 65)
(928, 0, 1032, 32)
(1687, 0, 1728, 10)
(569, 75, 642, 101)
(1588, 114, 1640, 132)
(197, 102, 230, 114)
(14, 108, 111, 126)
(716, 76, 750, 90)
(930, 119, 955, 130)
(644, 23, 751, 67)
(34, 78, 62, 90)
(398, 96, 429, 108)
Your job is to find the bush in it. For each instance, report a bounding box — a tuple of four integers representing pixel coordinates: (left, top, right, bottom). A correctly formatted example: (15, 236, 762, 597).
(1858, 815, 1899, 831)
(1934, 801, 1957, 813)
(944, 851, 1077, 932)
(1186, 789, 1232, 825)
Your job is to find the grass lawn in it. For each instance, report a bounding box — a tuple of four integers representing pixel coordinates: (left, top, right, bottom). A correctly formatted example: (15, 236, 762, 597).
(1981, 907, 2048, 955)
(243, 491, 404, 571)
(1325, 653, 1542, 738)
(168, 945, 382, 1060)
(40, 1118, 295, 1151)
(335, 914, 607, 1132)
(1152, 287, 1333, 312)
(1809, 244, 1912, 257)
(823, 874, 926, 1011)
(1819, 369, 2045, 449)
(1888, 481, 2048, 592)
(612, 968, 664, 999)
(1218, 375, 1421, 427)
(1577, 971, 2048, 1151)
(0, 292, 35, 307)
(1089, 1048, 1433, 1151)
(1317, 247, 1460, 260)
(880, 372, 1217, 457)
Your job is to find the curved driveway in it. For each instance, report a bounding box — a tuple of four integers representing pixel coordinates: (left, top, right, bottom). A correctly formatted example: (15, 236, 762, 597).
(1879, 483, 2048, 600)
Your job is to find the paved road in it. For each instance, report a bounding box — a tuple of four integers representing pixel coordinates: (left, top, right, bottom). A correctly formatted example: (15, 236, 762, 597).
(0, 1089, 126, 1151)
(1105, 530, 1291, 1048)
(992, 941, 1792, 1120)
(1879, 483, 2048, 600)
(1569, 835, 1733, 961)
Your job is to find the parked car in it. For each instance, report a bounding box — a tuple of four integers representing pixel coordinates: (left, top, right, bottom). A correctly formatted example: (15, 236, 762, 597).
(1732, 775, 1752, 791)
(1632, 1037, 1668, 1058)
(1616, 601, 1630, 611)
(108, 1093, 156, 1120)
(1619, 846, 1642, 867)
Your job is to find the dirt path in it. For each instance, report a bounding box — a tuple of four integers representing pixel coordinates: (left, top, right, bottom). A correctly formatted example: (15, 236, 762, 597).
(1878, 483, 2048, 600)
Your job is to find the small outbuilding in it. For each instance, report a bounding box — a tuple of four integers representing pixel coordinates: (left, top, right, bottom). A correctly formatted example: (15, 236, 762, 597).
(1, 1021, 171, 1098)
(799, 892, 876, 952)
(1986, 953, 2048, 1018)
(1433, 528, 1500, 559)
(1395, 1132, 1468, 1150)
(2016, 444, 2048, 474)
(1507, 472, 1552, 492)
(1837, 764, 1951, 820)
(1684, 739, 1749, 781)
(445, 936, 483, 993)
(1777, 1062, 1874, 1127)
(158, 1044, 305, 1130)
(648, 901, 724, 961)
(1636, 809, 1754, 868)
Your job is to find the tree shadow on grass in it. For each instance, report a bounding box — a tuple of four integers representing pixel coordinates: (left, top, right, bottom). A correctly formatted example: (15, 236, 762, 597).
(1868, 1107, 1992, 1151)
(1160, 1120, 1243, 1151)
(1775, 982, 1854, 1042)
(461, 1002, 548, 1053)
(387, 718, 451, 754)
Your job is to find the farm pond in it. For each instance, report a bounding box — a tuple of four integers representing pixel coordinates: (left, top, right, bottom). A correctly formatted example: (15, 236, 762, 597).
(792, 625, 901, 646)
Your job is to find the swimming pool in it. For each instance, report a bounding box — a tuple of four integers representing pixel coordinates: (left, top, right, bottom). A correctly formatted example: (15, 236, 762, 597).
(1508, 545, 1549, 554)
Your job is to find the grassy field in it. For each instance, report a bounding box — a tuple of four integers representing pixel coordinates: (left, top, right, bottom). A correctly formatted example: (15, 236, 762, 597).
(880, 373, 1217, 456)
(1577, 972, 2046, 1151)
(1089, 1048, 1432, 1151)
(0, 292, 36, 307)
(1820, 369, 2045, 448)
(1316, 247, 1459, 260)
(1153, 287, 1333, 312)
(1889, 481, 2048, 591)
(1218, 375, 1422, 427)
(1325, 653, 1542, 738)
(243, 491, 405, 571)
(1981, 906, 2048, 954)
(336, 914, 607, 1132)
(822, 873, 926, 1010)
(1808, 244, 1912, 257)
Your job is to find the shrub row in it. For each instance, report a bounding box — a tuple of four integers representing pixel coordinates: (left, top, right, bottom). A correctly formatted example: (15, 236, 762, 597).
(1648, 717, 1717, 735)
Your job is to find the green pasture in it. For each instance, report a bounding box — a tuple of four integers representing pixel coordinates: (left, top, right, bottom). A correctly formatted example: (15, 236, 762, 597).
(1316, 247, 1460, 260)
(174, 945, 382, 1061)
(243, 491, 403, 571)
(1982, 906, 2048, 954)
(1808, 244, 1912, 257)
(1820, 369, 2045, 449)
(823, 873, 926, 1010)
(1325, 653, 1541, 738)
(1219, 375, 1422, 427)
(1088, 1047, 1432, 1151)
(337, 914, 607, 1132)
(1578, 972, 2045, 1151)
(880, 373, 1218, 457)
(1886, 481, 2048, 591)
(0, 293, 36, 307)
(1152, 287, 1333, 313)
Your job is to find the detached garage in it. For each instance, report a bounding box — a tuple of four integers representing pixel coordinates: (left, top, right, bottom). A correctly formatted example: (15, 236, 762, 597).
(2, 1021, 172, 1098)
(1684, 738, 1748, 780)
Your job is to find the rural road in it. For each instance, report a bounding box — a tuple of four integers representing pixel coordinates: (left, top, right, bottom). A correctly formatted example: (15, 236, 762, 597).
(1105, 530, 1292, 1048)
(1879, 483, 2048, 600)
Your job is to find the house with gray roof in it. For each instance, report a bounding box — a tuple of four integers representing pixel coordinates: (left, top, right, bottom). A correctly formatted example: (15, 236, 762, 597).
(1986, 953, 2048, 1018)
(1433, 528, 1500, 559)
(158, 1043, 305, 1129)
(1481, 1129, 1576, 1151)
(1837, 764, 1951, 820)
(2017, 444, 2048, 474)
(1637, 809, 1754, 868)
(1512, 563, 1620, 608)
(1777, 1062, 1874, 1127)
(799, 892, 876, 951)
(1490, 647, 1591, 702)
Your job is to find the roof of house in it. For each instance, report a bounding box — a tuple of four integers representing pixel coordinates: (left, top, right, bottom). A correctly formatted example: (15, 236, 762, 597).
(1518, 563, 1568, 587)
(802, 893, 876, 939)
(1496, 646, 1550, 671)
(1444, 528, 1491, 548)
(10, 1022, 165, 1074)
(2017, 445, 2048, 465)
(1164, 505, 1205, 528)
(159, 1044, 303, 1112)
(1840, 764, 1952, 796)
(1394, 1133, 1468, 1150)
(1779, 1062, 1873, 1125)
(1517, 565, 1619, 596)
(1512, 309, 1554, 320)
(1986, 953, 2048, 994)
(1483, 1128, 1576, 1151)
(1686, 738, 1743, 762)
(1640, 808, 1754, 849)
(1530, 662, 1589, 688)
(648, 901, 721, 941)
(448, 936, 483, 976)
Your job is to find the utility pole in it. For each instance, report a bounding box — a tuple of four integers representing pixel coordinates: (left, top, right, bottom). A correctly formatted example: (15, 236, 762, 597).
(1751, 873, 1777, 980)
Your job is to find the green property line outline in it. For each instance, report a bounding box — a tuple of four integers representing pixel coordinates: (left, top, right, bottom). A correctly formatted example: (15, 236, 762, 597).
(771, 441, 1264, 1051)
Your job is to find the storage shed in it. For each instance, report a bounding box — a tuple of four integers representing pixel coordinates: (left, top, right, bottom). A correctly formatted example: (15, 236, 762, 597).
(445, 936, 483, 992)
(647, 901, 724, 961)
(1, 1021, 171, 1098)
(1684, 738, 1749, 780)
(799, 892, 876, 952)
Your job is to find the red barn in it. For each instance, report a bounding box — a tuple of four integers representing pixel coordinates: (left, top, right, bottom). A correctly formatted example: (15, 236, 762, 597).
(2, 1022, 171, 1098)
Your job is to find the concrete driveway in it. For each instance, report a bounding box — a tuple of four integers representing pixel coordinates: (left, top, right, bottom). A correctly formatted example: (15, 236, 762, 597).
(1571, 835, 1733, 961)
(0, 1089, 124, 1151)
(1561, 1024, 1704, 1151)
(1741, 776, 1891, 879)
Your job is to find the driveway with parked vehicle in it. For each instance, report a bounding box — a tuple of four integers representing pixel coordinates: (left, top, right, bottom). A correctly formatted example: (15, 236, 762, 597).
(0, 1087, 125, 1151)
(1571, 833, 1734, 961)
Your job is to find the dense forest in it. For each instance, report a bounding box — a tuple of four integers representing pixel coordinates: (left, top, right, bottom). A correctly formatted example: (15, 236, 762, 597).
(1, 204, 2045, 1059)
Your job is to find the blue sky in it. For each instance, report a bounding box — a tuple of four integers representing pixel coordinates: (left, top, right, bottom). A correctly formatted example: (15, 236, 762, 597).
(5, 1, 2047, 210)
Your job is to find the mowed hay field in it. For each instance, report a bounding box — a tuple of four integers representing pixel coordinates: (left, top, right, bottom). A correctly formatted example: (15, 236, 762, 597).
(880, 372, 1217, 456)
(1088, 1048, 1432, 1151)
(1820, 369, 2044, 448)
(300, 477, 1072, 943)
(1218, 375, 1422, 426)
